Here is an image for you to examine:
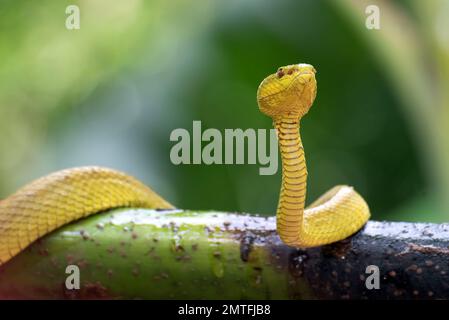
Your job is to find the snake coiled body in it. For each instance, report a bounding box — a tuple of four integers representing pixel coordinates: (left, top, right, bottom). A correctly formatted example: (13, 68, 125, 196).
(0, 63, 370, 266)
(274, 117, 369, 246)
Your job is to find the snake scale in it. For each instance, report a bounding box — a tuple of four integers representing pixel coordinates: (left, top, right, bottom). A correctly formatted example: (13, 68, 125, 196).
(0, 63, 370, 266)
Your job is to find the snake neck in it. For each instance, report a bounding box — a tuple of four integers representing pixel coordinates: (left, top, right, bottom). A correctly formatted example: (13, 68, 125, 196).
(274, 115, 307, 246)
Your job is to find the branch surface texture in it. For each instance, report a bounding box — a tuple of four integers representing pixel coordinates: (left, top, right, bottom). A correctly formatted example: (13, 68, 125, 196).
(0, 209, 448, 299)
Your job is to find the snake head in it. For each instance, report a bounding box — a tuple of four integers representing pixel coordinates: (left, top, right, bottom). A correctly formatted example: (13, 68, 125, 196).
(257, 63, 317, 119)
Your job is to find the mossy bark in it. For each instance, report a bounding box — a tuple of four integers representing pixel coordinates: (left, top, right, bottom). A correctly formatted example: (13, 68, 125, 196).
(0, 209, 448, 299)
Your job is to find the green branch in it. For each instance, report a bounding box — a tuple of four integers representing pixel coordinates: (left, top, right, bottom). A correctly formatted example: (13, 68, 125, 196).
(1, 209, 448, 299)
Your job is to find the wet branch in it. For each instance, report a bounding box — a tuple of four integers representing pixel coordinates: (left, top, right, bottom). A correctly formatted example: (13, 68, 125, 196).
(0, 209, 448, 299)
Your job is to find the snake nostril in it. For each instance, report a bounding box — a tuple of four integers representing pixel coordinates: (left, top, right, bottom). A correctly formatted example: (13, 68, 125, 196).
(277, 68, 285, 78)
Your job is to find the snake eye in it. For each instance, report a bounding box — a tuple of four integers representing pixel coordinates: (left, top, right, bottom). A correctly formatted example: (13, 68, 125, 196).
(277, 68, 285, 78)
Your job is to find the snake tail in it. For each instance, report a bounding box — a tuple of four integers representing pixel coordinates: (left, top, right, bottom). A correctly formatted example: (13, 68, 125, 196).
(0, 166, 173, 265)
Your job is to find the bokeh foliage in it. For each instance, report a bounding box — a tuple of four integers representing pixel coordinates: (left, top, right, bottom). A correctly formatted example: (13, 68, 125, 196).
(0, 0, 448, 222)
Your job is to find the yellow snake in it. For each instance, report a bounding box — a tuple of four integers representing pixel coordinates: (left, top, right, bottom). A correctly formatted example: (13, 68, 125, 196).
(0, 167, 173, 265)
(0, 63, 370, 266)
(257, 63, 370, 247)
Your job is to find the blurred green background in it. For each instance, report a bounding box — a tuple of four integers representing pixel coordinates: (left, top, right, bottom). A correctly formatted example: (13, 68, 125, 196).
(1, 0, 448, 222)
